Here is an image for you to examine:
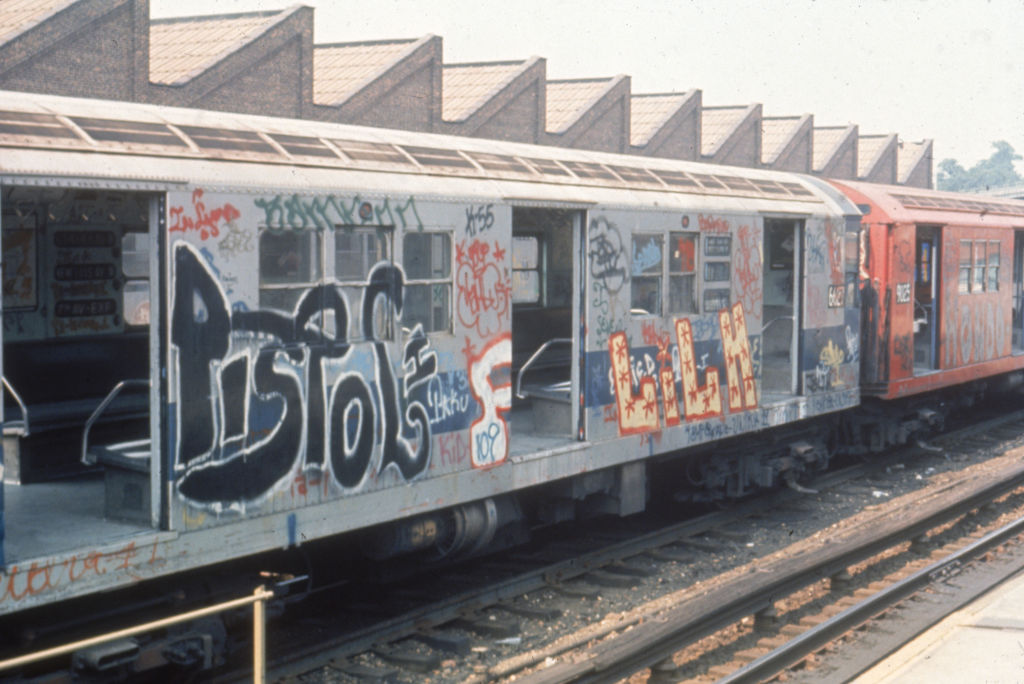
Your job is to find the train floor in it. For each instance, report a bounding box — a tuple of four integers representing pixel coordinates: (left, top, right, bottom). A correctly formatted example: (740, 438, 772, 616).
(3, 476, 149, 563)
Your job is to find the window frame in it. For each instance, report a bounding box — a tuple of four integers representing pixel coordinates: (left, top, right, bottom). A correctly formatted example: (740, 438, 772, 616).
(668, 231, 699, 315)
(511, 232, 544, 306)
(630, 232, 664, 317)
(257, 226, 324, 311)
(402, 230, 453, 334)
(958, 238, 1001, 294)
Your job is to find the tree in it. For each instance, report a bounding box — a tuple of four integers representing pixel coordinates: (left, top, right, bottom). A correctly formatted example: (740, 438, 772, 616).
(937, 140, 1024, 192)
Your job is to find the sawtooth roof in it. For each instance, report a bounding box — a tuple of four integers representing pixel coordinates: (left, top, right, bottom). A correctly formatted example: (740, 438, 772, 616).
(546, 77, 615, 133)
(443, 60, 529, 122)
(314, 38, 420, 106)
(630, 92, 689, 146)
(0, 0, 73, 44)
(150, 9, 290, 86)
(701, 105, 748, 157)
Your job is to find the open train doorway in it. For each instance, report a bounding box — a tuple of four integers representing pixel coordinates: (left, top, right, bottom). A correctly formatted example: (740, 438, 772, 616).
(914, 226, 940, 371)
(762, 218, 802, 396)
(509, 208, 581, 454)
(1, 187, 157, 564)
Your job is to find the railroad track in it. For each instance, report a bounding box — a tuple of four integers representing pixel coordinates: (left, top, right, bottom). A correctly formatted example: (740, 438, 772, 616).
(216, 407, 1024, 684)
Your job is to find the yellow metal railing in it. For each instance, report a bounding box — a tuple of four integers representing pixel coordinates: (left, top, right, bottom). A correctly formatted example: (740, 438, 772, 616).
(0, 585, 274, 682)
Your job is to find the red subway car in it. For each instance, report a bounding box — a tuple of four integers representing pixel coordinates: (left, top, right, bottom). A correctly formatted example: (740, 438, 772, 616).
(832, 180, 1024, 401)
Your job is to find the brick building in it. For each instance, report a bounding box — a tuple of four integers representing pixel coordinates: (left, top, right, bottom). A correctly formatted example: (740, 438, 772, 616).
(0, 0, 933, 186)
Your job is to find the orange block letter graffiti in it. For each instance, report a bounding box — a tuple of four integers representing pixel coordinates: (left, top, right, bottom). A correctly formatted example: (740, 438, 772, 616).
(674, 318, 722, 420)
(608, 332, 660, 434)
(719, 303, 757, 411)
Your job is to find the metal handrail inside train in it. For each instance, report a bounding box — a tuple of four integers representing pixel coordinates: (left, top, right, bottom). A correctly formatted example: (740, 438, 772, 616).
(2, 375, 30, 437)
(515, 338, 572, 400)
(80, 379, 150, 466)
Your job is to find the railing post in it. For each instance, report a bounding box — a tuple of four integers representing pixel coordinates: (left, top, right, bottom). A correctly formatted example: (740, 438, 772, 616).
(253, 585, 267, 684)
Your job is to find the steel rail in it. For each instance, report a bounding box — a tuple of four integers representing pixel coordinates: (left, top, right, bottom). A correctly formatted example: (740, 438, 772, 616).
(262, 466, 865, 681)
(720, 512, 1024, 683)
(514, 455, 1024, 684)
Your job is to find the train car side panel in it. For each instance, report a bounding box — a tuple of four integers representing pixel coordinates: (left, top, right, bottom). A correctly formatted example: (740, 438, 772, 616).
(165, 187, 517, 531)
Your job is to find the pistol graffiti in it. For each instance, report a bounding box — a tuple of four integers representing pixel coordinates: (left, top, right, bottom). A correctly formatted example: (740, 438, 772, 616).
(171, 243, 437, 508)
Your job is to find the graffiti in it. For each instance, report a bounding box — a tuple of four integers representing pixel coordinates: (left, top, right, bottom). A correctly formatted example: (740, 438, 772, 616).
(253, 193, 423, 232)
(456, 239, 510, 338)
(424, 373, 472, 427)
(685, 318, 720, 347)
(632, 236, 662, 275)
(588, 217, 627, 294)
(893, 333, 912, 375)
(437, 432, 471, 469)
(806, 364, 833, 393)
(218, 219, 255, 257)
(719, 303, 757, 411)
(170, 189, 240, 240)
(467, 335, 512, 468)
(845, 325, 859, 363)
(676, 318, 722, 420)
(464, 204, 495, 237)
(2, 228, 36, 309)
(826, 219, 844, 283)
(592, 285, 623, 344)
(171, 243, 436, 507)
(819, 340, 846, 387)
(895, 283, 911, 305)
(828, 285, 846, 308)
(698, 214, 730, 233)
(0, 540, 165, 606)
(734, 224, 762, 318)
(807, 228, 826, 274)
(608, 332, 660, 434)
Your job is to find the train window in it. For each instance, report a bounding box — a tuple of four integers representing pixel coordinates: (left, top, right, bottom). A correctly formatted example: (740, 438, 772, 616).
(403, 232, 452, 333)
(402, 146, 476, 171)
(704, 261, 730, 282)
(178, 125, 278, 156)
(561, 161, 617, 181)
(269, 133, 339, 159)
(988, 241, 1001, 291)
(72, 117, 188, 148)
(703, 288, 731, 312)
(331, 139, 412, 165)
(259, 229, 322, 310)
(973, 242, 986, 292)
(466, 152, 535, 175)
(669, 232, 698, 314)
(631, 234, 663, 316)
(122, 232, 150, 327)
(512, 236, 541, 304)
(524, 158, 572, 177)
(0, 110, 79, 141)
(337, 227, 393, 339)
(335, 228, 389, 281)
(959, 240, 972, 293)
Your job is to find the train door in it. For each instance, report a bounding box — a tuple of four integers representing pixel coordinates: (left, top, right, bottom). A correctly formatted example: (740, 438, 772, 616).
(509, 208, 581, 453)
(1014, 231, 1024, 352)
(0, 188, 157, 563)
(762, 218, 802, 395)
(913, 227, 940, 371)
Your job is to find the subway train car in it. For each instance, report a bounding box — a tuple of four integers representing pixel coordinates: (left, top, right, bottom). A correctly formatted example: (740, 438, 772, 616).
(0, 90, 863, 617)
(830, 180, 1024, 449)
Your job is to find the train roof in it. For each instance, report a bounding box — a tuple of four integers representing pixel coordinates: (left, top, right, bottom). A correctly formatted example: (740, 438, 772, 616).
(0, 89, 859, 217)
(832, 179, 1024, 228)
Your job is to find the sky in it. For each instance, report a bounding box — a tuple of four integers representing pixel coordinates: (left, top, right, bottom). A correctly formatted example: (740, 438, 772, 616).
(150, 0, 1024, 175)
